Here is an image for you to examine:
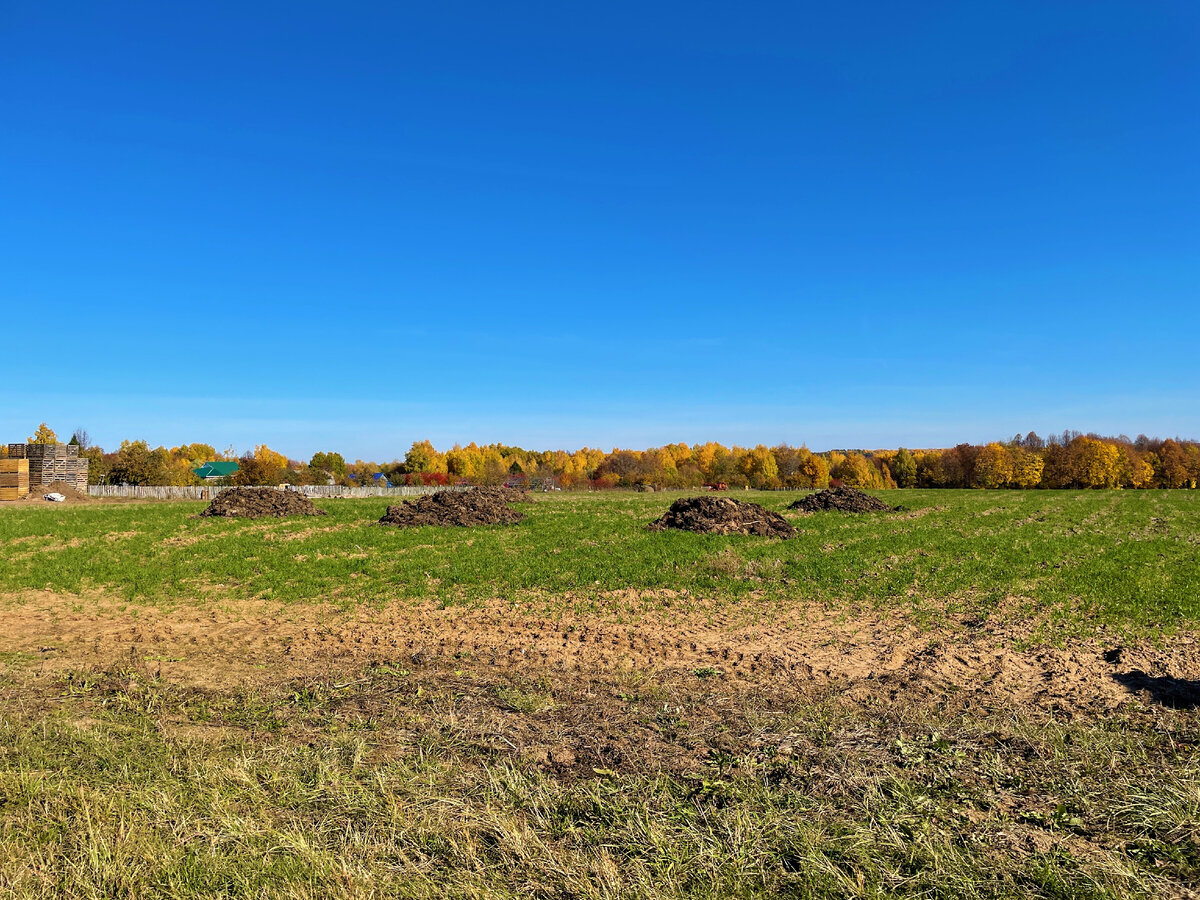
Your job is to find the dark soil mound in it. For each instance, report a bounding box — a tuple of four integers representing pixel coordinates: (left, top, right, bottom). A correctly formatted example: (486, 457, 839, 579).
(200, 487, 327, 519)
(648, 496, 795, 538)
(379, 486, 524, 528)
(789, 487, 898, 513)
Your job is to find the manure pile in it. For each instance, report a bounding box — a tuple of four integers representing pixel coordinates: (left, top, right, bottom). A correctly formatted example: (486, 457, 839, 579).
(648, 496, 795, 538)
(200, 487, 327, 519)
(789, 486, 898, 513)
(378, 486, 524, 528)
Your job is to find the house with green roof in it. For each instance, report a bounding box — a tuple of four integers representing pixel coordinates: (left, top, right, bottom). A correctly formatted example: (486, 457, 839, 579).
(193, 461, 239, 481)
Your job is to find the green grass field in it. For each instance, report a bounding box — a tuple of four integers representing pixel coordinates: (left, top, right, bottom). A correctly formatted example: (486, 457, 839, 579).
(2, 489, 1198, 899)
(1, 489, 1198, 628)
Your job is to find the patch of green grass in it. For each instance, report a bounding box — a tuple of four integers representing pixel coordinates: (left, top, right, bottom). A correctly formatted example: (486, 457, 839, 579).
(0, 650, 39, 670)
(495, 684, 555, 714)
(1, 490, 1198, 631)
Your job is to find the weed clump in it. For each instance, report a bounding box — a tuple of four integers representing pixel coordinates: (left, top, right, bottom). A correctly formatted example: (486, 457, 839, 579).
(378, 486, 525, 528)
(648, 496, 795, 538)
(790, 487, 899, 514)
(199, 487, 327, 519)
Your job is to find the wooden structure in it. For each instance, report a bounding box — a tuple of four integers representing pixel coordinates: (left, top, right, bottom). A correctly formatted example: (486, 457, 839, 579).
(5, 443, 88, 493)
(0, 459, 30, 501)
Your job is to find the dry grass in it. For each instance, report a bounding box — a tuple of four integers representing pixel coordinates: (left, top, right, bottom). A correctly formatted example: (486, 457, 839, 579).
(1, 658, 1198, 899)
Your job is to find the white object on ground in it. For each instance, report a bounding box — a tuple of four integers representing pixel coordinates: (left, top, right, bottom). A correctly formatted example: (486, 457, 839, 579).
(43, 493, 66, 502)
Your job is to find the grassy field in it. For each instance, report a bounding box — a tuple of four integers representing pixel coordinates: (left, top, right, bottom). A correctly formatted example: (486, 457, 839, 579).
(1, 489, 1198, 898)
(1, 489, 1198, 627)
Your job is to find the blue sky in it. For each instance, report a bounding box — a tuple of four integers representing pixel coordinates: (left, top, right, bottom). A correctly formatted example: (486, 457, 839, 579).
(2, 2, 1196, 460)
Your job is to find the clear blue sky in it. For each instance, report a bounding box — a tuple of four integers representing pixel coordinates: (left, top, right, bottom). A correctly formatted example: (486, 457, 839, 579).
(2, 2, 1196, 460)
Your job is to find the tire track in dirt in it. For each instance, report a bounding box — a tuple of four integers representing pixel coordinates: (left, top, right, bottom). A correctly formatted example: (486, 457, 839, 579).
(4, 591, 1198, 713)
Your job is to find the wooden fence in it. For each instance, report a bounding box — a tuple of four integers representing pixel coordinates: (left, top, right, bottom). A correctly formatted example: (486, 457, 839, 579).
(86, 484, 460, 501)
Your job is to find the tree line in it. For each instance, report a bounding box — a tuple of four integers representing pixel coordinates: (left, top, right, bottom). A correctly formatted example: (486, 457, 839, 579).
(4, 425, 1199, 490)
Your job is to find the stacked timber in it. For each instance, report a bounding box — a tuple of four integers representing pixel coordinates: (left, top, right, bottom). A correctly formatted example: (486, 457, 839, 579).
(0, 459, 30, 501)
(10, 444, 89, 492)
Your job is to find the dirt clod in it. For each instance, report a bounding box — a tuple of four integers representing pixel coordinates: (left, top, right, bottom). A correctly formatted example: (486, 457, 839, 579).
(648, 496, 795, 537)
(789, 486, 899, 513)
(378, 487, 525, 528)
(199, 487, 327, 519)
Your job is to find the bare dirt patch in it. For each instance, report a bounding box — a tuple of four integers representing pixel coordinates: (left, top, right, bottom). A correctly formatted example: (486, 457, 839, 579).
(12, 480, 91, 503)
(199, 487, 327, 519)
(648, 496, 795, 537)
(789, 487, 899, 513)
(378, 486, 524, 528)
(4, 591, 1197, 717)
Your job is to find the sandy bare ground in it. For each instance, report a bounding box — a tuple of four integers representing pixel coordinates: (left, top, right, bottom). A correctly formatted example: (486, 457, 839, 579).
(4, 590, 1197, 714)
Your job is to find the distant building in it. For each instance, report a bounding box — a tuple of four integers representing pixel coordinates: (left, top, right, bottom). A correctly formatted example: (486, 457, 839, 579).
(193, 461, 240, 481)
(348, 472, 392, 487)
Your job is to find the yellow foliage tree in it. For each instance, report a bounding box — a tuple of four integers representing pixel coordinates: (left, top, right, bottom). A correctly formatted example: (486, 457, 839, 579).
(1010, 447, 1045, 488)
(171, 443, 218, 469)
(254, 444, 289, 472)
(737, 445, 779, 488)
(28, 423, 57, 444)
(693, 442, 720, 480)
(832, 452, 875, 487)
(404, 440, 447, 474)
(974, 443, 1014, 488)
(1122, 449, 1154, 488)
(163, 453, 200, 486)
(1070, 437, 1122, 488)
(446, 443, 483, 481)
(796, 452, 830, 489)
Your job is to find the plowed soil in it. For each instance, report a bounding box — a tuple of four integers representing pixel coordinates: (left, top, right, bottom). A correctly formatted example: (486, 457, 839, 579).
(648, 496, 795, 537)
(790, 486, 898, 513)
(199, 487, 327, 519)
(5, 592, 1197, 718)
(378, 486, 524, 528)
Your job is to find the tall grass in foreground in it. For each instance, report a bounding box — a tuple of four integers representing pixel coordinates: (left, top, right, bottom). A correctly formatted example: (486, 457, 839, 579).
(1, 668, 1197, 899)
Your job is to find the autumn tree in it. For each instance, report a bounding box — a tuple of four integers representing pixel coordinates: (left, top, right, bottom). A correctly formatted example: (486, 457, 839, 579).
(1010, 446, 1045, 488)
(254, 444, 289, 473)
(1158, 439, 1196, 488)
(82, 445, 109, 484)
(108, 440, 169, 485)
(738, 445, 779, 489)
(974, 443, 1014, 488)
(481, 454, 508, 485)
(950, 444, 979, 488)
(831, 452, 875, 488)
(891, 448, 917, 488)
(234, 452, 285, 486)
(403, 440, 447, 474)
(310, 451, 347, 478)
(446, 444, 483, 481)
(171, 443, 218, 470)
(1119, 446, 1154, 488)
(798, 451, 830, 489)
(1068, 437, 1122, 488)
(27, 423, 57, 444)
(595, 450, 644, 486)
